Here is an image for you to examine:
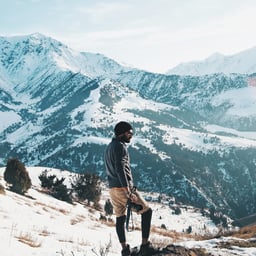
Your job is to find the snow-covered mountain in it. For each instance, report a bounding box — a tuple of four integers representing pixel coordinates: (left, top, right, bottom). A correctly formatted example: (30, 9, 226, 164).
(1, 33, 256, 220)
(167, 47, 256, 76)
(1, 167, 256, 256)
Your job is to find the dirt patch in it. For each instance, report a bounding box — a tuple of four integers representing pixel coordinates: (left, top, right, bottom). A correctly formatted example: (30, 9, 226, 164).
(217, 238, 256, 249)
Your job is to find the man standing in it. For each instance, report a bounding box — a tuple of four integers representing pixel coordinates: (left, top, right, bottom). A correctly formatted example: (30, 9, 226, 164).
(104, 121, 155, 256)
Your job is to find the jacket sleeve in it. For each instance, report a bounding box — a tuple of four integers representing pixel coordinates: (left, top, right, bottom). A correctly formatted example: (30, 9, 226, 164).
(113, 142, 129, 187)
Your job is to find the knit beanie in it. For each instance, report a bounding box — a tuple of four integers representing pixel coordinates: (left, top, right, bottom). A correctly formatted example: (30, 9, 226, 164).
(114, 121, 133, 136)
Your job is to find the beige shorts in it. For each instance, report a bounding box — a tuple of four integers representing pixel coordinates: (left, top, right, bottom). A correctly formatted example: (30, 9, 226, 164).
(109, 187, 149, 217)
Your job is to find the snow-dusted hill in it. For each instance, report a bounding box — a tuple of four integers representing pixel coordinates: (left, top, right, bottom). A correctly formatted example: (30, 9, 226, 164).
(167, 47, 256, 76)
(1, 167, 256, 256)
(1, 33, 256, 220)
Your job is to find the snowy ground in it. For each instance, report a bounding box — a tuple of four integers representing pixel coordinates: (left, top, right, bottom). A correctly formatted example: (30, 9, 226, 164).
(0, 167, 255, 256)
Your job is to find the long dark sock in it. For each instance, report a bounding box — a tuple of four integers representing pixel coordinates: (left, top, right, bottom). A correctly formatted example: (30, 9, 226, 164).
(116, 215, 126, 243)
(141, 208, 152, 239)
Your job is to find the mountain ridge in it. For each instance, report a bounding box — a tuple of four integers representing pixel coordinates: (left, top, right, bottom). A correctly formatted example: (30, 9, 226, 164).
(0, 33, 256, 219)
(167, 46, 256, 76)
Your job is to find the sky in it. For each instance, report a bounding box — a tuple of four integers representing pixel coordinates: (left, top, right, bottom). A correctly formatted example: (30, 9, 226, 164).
(1, 0, 256, 73)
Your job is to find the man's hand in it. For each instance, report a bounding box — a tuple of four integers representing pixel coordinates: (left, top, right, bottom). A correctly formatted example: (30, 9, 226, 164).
(129, 192, 138, 202)
(124, 187, 138, 202)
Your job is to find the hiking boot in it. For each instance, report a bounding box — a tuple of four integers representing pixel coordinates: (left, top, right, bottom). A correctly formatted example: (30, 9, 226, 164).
(121, 244, 131, 256)
(139, 242, 157, 255)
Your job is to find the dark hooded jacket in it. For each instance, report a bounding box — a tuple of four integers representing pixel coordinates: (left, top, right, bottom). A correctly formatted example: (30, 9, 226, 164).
(104, 137, 133, 188)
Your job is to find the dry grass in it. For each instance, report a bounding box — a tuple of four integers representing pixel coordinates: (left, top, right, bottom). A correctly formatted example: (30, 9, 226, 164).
(191, 225, 256, 251)
(232, 225, 256, 239)
(99, 216, 115, 227)
(0, 183, 5, 195)
(91, 236, 112, 256)
(217, 238, 256, 249)
(151, 226, 183, 241)
(16, 232, 42, 248)
(38, 228, 50, 237)
(151, 224, 256, 247)
(70, 215, 85, 225)
(58, 237, 75, 243)
(58, 236, 91, 248)
(34, 201, 70, 215)
(150, 225, 208, 243)
(77, 238, 91, 246)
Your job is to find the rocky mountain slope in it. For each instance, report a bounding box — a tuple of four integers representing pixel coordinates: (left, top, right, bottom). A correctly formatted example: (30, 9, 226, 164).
(0, 33, 256, 219)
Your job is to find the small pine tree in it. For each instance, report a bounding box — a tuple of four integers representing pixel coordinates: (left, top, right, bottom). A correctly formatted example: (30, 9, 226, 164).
(104, 199, 113, 216)
(161, 224, 167, 230)
(38, 170, 56, 189)
(38, 170, 72, 203)
(4, 158, 31, 194)
(186, 226, 192, 234)
(71, 172, 102, 205)
(174, 207, 181, 215)
(52, 179, 72, 203)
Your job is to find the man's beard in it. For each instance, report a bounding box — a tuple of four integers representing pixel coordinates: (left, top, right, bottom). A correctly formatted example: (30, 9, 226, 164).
(120, 134, 131, 143)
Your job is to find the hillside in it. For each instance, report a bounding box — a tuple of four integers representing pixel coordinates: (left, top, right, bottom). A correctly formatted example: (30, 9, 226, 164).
(1, 167, 256, 256)
(0, 33, 256, 220)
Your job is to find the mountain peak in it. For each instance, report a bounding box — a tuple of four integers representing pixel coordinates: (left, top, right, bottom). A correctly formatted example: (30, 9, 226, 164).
(167, 46, 256, 76)
(205, 52, 224, 61)
(28, 32, 47, 38)
(0, 33, 132, 87)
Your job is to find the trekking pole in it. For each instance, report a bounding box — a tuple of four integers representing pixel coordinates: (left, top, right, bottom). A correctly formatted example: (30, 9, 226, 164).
(126, 199, 131, 231)
(130, 209, 134, 231)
